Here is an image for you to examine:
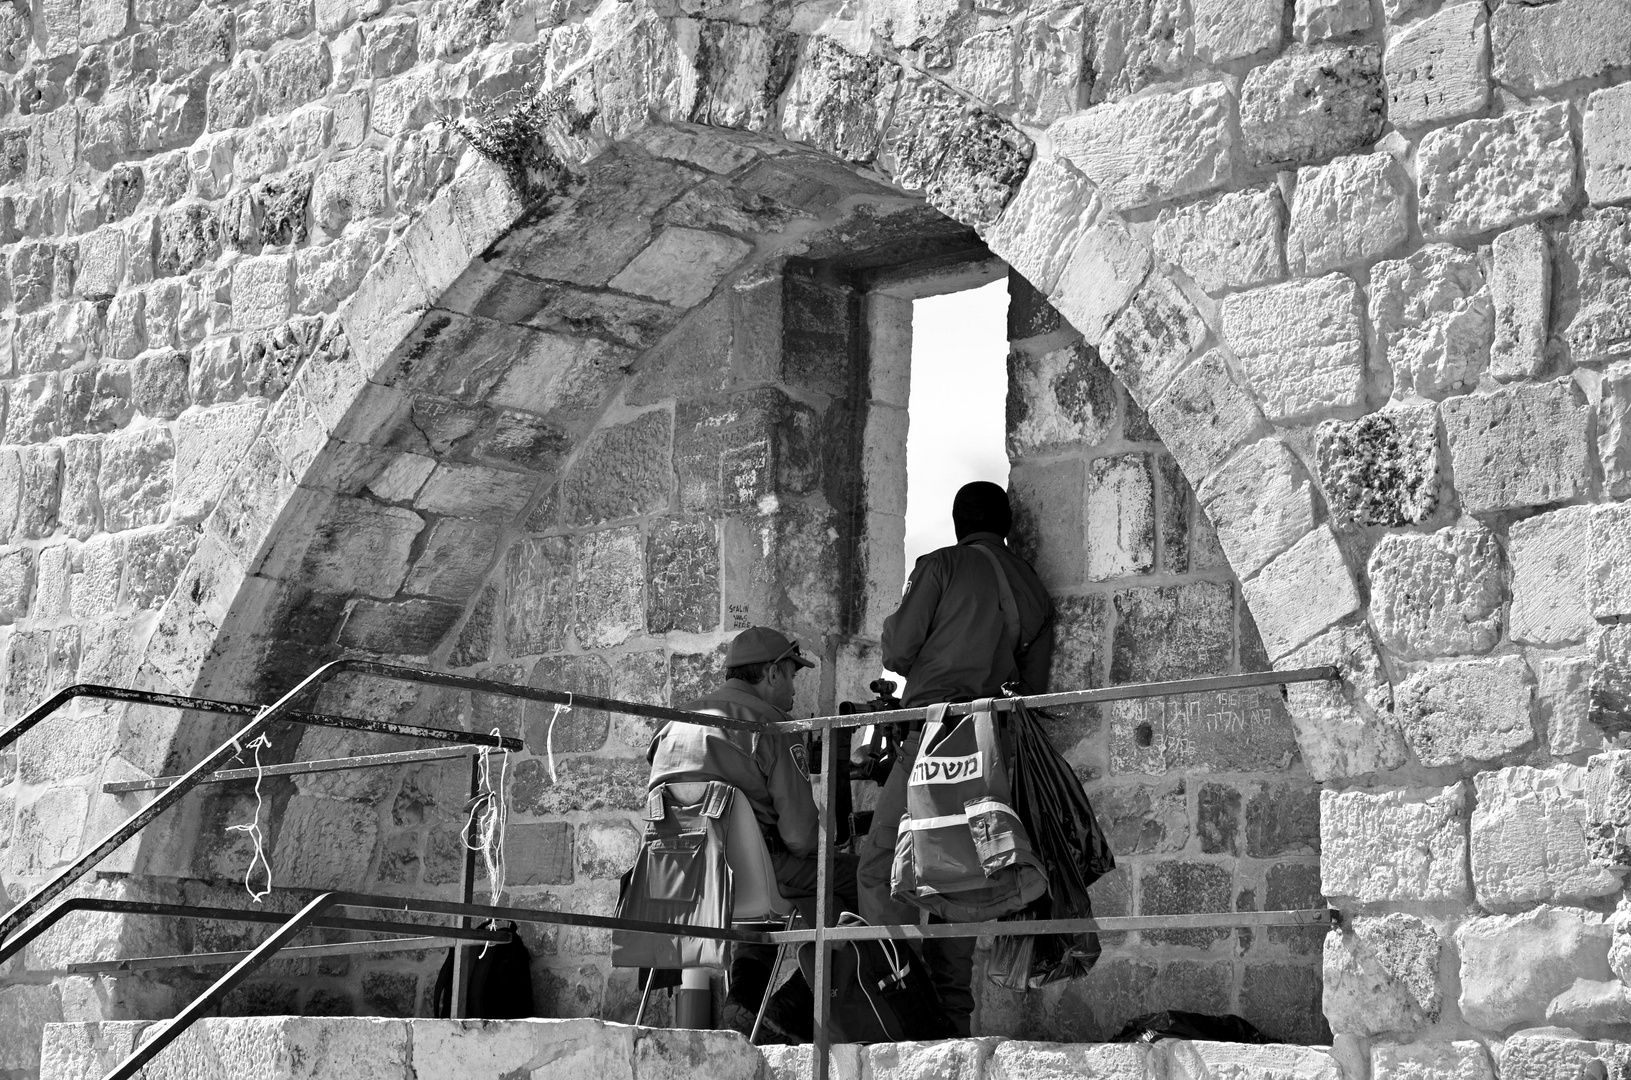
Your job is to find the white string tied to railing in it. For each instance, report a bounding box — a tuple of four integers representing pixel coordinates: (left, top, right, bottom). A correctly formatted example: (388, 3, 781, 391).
(224, 733, 274, 904)
(463, 726, 513, 918)
(544, 693, 573, 784)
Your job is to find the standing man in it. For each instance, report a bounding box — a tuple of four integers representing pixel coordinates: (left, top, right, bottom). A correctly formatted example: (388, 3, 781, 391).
(649, 625, 859, 1039)
(858, 481, 1054, 1036)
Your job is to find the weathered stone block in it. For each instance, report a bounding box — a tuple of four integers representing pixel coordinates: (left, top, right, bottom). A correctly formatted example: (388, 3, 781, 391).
(261, 38, 332, 115)
(1145, 351, 1267, 485)
(1086, 454, 1155, 581)
(402, 518, 500, 600)
(1191, 0, 1280, 63)
(1489, 223, 1550, 382)
(1320, 783, 1469, 903)
(1008, 458, 1085, 592)
(1139, 860, 1233, 946)
(1047, 218, 1153, 343)
(1110, 579, 1233, 684)
(1223, 274, 1365, 422)
(506, 537, 572, 657)
(339, 598, 463, 655)
(1286, 621, 1407, 780)
(0, 984, 61, 1072)
(925, 111, 1033, 228)
(97, 427, 173, 532)
(1538, 653, 1600, 759)
(779, 38, 898, 165)
(647, 517, 719, 635)
(1500, 1029, 1628, 1080)
(1242, 525, 1360, 661)
(1594, 502, 1631, 622)
(1051, 81, 1235, 211)
(1383, 2, 1489, 132)
(987, 1042, 1159, 1080)
(1197, 439, 1316, 579)
(576, 819, 640, 882)
(298, 498, 422, 601)
(1109, 684, 1297, 776)
(1585, 749, 1631, 866)
(1593, 626, 1631, 735)
(1585, 83, 1631, 209)
(231, 254, 292, 331)
(574, 526, 643, 650)
(507, 822, 573, 886)
(1371, 1040, 1493, 1080)
(1314, 406, 1437, 527)
(1286, 154, 1409, 275)
(561, 411, 673, 528)
(1441, 379, 1590, 513)
(1101, 275, 1209, 400)
(512, 755, 647, 817)
(1556, 207, 1631, 366)
(1007, 341, 1115, 456)
(1151, 184, 1285, 295)
(1238, 45, 1385, 169)
(1398, 655, 1535, 767)
(124, 525, 197, 609)
(1508, 506, 1594, 645)
(608, 228, 752, 309)
(1370, 244, 1491, 399)
(1473, 764, 1621, 907)
(981, 159, 1102, 297)
(1080, 0, 1187, 103)
(1295, 0, 1371, 44)
(1323, 914, 1442, 1036)
(1491, 0, 1631, 94)
(1245, 782, 1319, 856)
(313, 147, 386, 235)
(156, 203, 220, 278)
(1457, 907, 1612, 1031)
(0, 546, 32, 622)
(1368, 524, 1501, 660)
(1417, 104, 1577, 242)
(414, 463, 533, 521)
(174, 401, 266, 523)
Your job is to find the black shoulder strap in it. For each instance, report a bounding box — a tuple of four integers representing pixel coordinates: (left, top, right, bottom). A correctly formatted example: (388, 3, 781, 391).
(970, 542, 1022, 652)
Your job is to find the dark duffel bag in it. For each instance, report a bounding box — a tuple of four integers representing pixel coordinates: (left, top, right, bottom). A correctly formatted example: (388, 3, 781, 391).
(796, 914, 956, 1044)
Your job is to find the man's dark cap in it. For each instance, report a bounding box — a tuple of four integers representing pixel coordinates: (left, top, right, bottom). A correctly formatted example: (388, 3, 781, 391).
(726, 626, 816, 669)
(952, 481, 1013, 540)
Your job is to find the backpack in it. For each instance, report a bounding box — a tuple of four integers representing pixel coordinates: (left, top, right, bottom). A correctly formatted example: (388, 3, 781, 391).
(890, 701, 1050, 922)
(431, 921, 535, 1019)
(610, 781, 735, 971)
(796, 914, 957, 1043)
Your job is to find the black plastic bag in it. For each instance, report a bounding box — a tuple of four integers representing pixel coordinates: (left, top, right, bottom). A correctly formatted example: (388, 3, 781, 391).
(989, 699, 1116, 989)
(432, 921, 536, 1018)
(1110, 1010, 1272, 1044)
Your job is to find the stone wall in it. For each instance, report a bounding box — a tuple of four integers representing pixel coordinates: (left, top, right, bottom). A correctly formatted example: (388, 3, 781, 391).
(0, 0, 1627, 1071)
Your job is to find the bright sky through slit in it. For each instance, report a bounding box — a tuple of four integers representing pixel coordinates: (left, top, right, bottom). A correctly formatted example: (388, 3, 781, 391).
(903, 276, 1012, 571)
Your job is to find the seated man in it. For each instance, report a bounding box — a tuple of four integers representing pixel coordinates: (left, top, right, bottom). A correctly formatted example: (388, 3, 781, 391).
(648, 625, 859, 1039)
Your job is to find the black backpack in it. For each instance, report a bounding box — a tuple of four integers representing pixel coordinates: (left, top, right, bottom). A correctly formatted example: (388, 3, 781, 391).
(431, 921, 536, 1019)
(796, 914, 956, 1043)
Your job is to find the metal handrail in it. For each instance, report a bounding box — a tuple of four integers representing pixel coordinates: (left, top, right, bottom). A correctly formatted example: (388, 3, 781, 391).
(102, 744, 482, 794)
(98, 889, 1334, 1080)
(0, 895, 510, 969)
(69, 933, 512, 975)
(0, 682, 526, 757)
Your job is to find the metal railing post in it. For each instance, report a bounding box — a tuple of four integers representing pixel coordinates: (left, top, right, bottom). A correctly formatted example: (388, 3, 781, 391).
(812, 729, 836, 1080)
(449, 751, 482, 1019)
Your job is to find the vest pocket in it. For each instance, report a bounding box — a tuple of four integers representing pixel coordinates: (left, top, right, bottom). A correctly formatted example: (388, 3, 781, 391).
(964, 799, 1023, 875)
(644, 830, 708, 903)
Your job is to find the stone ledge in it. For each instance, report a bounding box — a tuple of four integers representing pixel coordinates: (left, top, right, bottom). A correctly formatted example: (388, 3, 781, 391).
(40, 1017, 1348, 1080)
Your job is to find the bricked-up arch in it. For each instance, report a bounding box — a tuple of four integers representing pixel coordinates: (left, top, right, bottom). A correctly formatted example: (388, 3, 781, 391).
(3, 0, 1630, 1070)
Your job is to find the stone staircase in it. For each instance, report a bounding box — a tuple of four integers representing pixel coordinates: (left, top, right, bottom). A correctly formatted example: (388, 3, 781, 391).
(39, 1016, 1349, 1080)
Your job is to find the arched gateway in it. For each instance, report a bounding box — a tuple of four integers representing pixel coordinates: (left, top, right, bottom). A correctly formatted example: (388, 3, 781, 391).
(2, 0, 1630, 1076)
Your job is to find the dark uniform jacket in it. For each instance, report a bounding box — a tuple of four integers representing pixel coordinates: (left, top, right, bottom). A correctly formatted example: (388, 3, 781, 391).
(882, 532, 1054, 708)
(647, 681, 818, 858)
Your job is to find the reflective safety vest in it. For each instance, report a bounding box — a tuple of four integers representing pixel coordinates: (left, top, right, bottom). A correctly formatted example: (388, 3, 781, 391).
(889, 701, 1049, 922)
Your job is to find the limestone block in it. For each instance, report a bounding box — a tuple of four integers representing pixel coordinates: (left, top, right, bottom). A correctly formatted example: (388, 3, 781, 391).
(1163, 1041, 1342, 1079)
(1472, 764, 1621, 907)
(1489, 223, 1550, 382)
(1595, 503, 1631, 621)
(980, 158, 1101, 296)
(97, 427, 173, 533)
(1612, 895, 1631, 981)
(575, 819, 640, 881)
(1242, 525, 1360, 660)
(1594, 626, 1631, 735)
(1287, 153, 1409, 275)
(0, 546, 32, 622)
(1383, 2, 1489, 132)
(561, 411, 673, 529)
(636, 1027, 766, 1080)
(1371, 1041, 1493, 1080)
(1016, 8, 1085, 126)
(1283, 620, 1407, 781)
(1367, 524, 1502, 660)
(299, 498, 422, 599)
(1501, 1028, 1629, 1080)
(1369, 244, 1491, 399)
(313, 147, 387, 235)
(403, 518, 501, 600)
(1050, 81, 1235, 212)
(1007, 341, 1116, 456)
(124, 525, 198, 610)
(1145, 351, 1267, 484)
(1223, 274, 1365, 422)
(780, 38, 898, 165)
(1547, 978, 1631, 1028)
(1585, 749, 1631, 866)
(608, 228, 751, 309)
(410, 1018, 637, 1080)
(414, 464, 533, 521)
(647, 516, 720, 635)
(1151, 184, 1286, 294)
(1457, 907, 1612, 1030)
(574, 526, 644, 650)
(156, 203, 221, 278)
(1314, 405, 1438, 527)
(1491, 0, 1631, 94)
(174, 401, 267, 523)
(270, 794, 381, 890)
(1101, 274, 1209, 399)
(1556, 207, 1631, 365)
(1508, 506, 1594, 645)
(761, 1043, 865, 1080)
(1323, 914, 1442, 1036)
(1441, 379, 1590, 513)
(1585, 84, 1631, 208)
(1295, 0, 1372, 44)
(14, 783, 89, 872)
(1191, 0, 1281, 64)
(988, 1040, 1158, 1079)
(926, 112, 1034, 228)
(1417, 104, 1577, 242)
(0, 983, 62, 1071)
(1320, 783, 1470, 903)
(1238, 45, 1385, 169)
(1083, 0, 1189, 103)
(1397, 655, 1535, 767)
(232, 254, 293, 331)
(1198, 438, 1317, 579)
(1538, 654, 1600, 758)
(70, 535, 122, 618)
(1086, 454, 1155, 580)
(1048, 218, 1152, 344)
